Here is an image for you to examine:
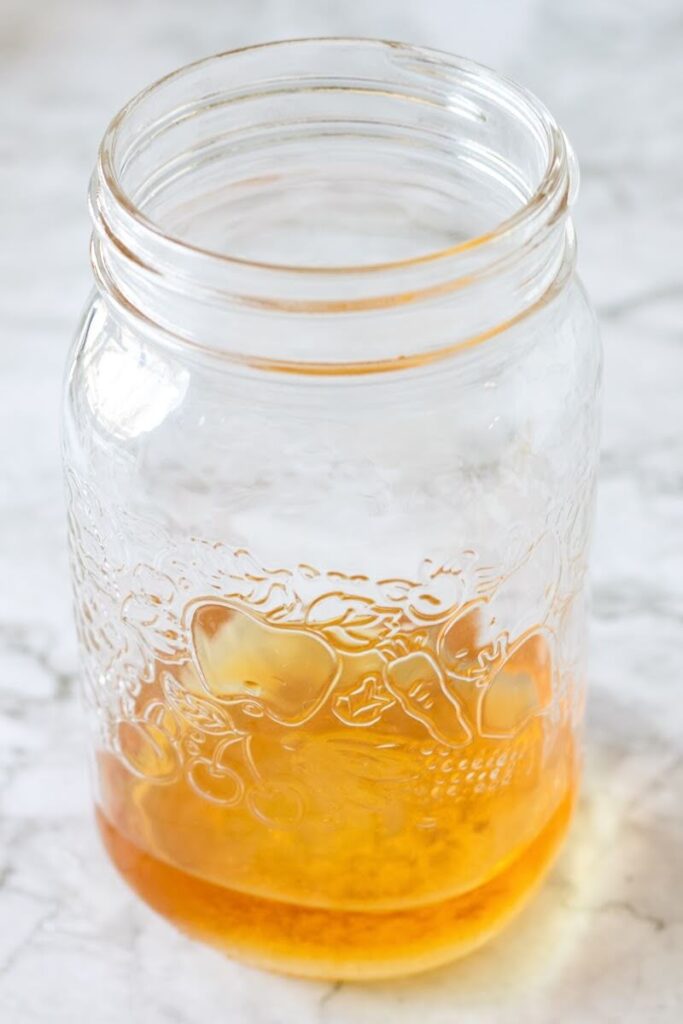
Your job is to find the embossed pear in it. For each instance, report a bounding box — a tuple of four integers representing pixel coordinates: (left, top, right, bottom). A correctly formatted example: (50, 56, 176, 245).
(191, 603, 339, 725)
(385, 652, 471, 747)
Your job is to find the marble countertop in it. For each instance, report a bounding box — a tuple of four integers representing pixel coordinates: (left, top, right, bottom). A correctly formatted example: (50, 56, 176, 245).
(1, 1, 681, 1020)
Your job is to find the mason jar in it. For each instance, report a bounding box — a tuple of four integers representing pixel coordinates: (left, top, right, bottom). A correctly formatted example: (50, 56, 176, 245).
(63, 39, 601, 980)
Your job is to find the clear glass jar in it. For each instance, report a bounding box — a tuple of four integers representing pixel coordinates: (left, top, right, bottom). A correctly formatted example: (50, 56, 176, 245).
(63, 39, 601, 980)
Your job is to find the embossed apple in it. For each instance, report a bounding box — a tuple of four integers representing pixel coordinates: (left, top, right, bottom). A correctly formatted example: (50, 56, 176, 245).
(477, 631, 553, 738)
(190, 602, 340, 726)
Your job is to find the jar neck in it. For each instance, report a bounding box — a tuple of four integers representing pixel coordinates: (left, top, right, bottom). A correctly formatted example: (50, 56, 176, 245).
(89, 39, 577, 375)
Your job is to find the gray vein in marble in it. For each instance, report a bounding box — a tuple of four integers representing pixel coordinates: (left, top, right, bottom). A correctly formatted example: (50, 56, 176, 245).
(560, 898, 670, 934)
(598, 282, 683, 321)
(317, 981, 344, 1022)
(0, 623, 77, 704)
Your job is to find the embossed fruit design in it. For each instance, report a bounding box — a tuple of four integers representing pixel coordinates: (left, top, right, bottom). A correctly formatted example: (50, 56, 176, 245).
(191, 602, 340, 724)
(385, 651, 471, 746)
(478, 630, 554, 738)
(94, 545, 577, 980)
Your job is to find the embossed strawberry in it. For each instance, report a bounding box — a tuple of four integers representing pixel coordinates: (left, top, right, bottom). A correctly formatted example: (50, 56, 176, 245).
(332, 649, 396, 727)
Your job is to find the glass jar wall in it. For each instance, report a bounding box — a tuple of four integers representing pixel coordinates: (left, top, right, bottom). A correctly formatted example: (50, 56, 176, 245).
(63, 39, 601, 980)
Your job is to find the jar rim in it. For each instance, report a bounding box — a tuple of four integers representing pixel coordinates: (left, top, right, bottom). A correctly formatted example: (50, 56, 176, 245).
(96, 37, 575, 278)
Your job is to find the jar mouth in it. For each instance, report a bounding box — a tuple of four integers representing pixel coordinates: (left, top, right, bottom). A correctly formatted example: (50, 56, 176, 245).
(97, 37, 573, 275)
(90, 38, 577, 371)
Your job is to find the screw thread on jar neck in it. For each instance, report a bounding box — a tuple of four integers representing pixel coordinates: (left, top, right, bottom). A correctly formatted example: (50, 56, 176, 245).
(89, 38, 577, 374)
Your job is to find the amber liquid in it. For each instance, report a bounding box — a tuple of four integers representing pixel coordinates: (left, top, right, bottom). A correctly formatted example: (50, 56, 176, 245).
(97, 599, 577, 979)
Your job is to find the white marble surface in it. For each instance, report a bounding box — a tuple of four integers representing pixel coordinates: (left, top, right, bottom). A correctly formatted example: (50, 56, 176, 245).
(1, 1, 682, 1021)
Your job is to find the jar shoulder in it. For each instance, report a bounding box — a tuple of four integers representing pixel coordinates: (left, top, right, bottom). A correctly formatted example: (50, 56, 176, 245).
(63, 277, 602, 462)
(64, 295, 192, 451)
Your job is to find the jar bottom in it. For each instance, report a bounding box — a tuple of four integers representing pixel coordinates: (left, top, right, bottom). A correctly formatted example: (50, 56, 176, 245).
(96, 785, 574, 981)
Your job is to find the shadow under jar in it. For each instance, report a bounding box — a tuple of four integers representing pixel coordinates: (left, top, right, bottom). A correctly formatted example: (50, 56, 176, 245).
(63, 39, 601, 981)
